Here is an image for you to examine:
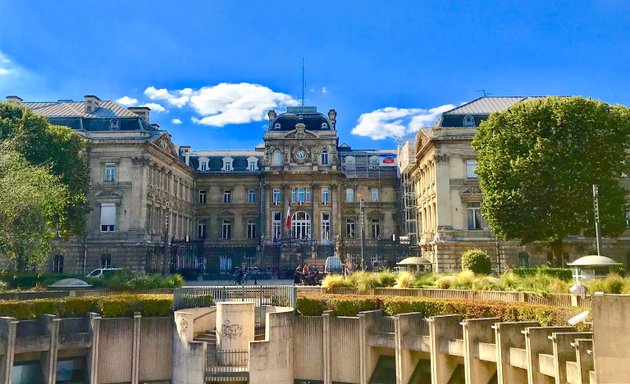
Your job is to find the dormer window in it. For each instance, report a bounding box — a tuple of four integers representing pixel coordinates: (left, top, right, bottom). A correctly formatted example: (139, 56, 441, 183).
(247, 157, 258, 171)
(109, 119, 120, 131)
(463, 115, 475, 127)
(222, 157, 234, 171)
(274, 123, 281, 129)
(272, 149, 283, 166)
(321, 122, 328, 129)
(198, 157, 209, 171)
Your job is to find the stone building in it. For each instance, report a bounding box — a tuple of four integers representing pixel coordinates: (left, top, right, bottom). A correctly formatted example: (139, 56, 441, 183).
(402, 96, 630, 272)
(6, 97, 402, 275)
(6, 95, 195, 274)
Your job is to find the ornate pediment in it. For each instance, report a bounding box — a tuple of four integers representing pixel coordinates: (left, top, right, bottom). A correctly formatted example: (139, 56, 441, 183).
(459, 185, 482, 202)
(153, 133, 179, 158)
(94, 189, 123, 203)
(283, 123, 318, 139)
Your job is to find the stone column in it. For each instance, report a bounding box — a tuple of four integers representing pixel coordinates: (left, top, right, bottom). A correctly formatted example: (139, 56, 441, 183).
(358, 310, 382, 384)
(434, 154, 452, 229)
(462, 317, 499, 384)
(428, 314, 462, 384)
(322, 311, 332, 384)
(216, 302, 255, 365)
(43, 315, 60, 384)
(493, 321, 538, 384)
(395, 312, 423, 384)
(131, 312, 142, 384)
(0, 317, 17, 384)
(87, 313, 101, 384)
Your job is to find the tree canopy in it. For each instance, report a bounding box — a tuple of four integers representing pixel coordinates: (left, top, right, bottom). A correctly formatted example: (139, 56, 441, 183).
(0, 102, 89, 269)
(471, 97, 630, 261)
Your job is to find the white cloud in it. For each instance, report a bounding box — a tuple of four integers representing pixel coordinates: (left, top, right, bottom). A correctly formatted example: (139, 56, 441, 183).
(116, 96, 138, 106)
(171, 118, 182, 125)
(144, 83, 298, 127)
(0, 52, 13, 77)
(351, 104, 455, 140)
(141, 103, 166, 112)
(321, 86, 328, 94)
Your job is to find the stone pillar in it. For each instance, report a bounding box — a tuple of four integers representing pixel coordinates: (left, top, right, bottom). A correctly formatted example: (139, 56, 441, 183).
(428, 314, 462, 384)
(550, 331, 592, 384)
(493, 321, 538, 384)
(434, 155, 452, 229)
(573, 338, 593, 384)
(43, 315, 60, 384)
(131, 312, 142, 384)
(172, 311, 206, 384)
(395, 312, 423, 384)
(87, 313, 101, 384)
(462, 317, 499, 384)
(322, 311, 332, 384)
(358, 310, 382, 384)
(0, 317, 17, 384)
(216, 302, 255, 355)
(523, 326, 574, 384)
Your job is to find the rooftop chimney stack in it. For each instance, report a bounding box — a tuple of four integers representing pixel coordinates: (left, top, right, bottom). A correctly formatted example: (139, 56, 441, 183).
(5, 95, 23, 105)
(267, 110, 277, 122)
(128, 106, 151, 123)
(180, 146, 191, 166)
(328, 109, 337, 130)
(84, 95, 101, 114)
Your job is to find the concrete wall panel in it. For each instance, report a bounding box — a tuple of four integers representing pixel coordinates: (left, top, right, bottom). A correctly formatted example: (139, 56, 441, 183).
(138, 317, 172, 382)
(293, 315, 324, 381)
(97, 318, 133, 384)
(331, 316, 361, 384)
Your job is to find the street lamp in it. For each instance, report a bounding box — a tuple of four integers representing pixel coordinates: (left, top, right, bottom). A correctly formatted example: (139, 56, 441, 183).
(360, 199, 365, 271)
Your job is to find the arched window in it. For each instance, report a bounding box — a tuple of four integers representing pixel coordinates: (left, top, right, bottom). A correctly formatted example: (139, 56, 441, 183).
(101, 254, 112, 268)
(321, 122, 328, 129)
(463, 115, 475, 127)
(291, 211, 311, 239)
(272, 149, 283, 166)
(321, 150, 329, 165)
(273, 123, 281, 129)
(53, 255, 64, 273)
(222, 157, 234, 171)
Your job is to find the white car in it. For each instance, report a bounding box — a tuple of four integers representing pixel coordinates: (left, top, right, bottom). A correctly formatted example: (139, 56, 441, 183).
(86, 268, 123, 278)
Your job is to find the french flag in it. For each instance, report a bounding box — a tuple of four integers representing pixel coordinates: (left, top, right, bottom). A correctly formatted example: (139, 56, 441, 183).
(285, 205, 291, 231)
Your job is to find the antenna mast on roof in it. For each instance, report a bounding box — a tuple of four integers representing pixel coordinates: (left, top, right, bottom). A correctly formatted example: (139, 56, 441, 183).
(301, 57, 305, 106)
(476, 89, 490, 97)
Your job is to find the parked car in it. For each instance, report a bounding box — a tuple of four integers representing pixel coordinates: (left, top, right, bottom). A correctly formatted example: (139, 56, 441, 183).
(85, 268, 123, 278)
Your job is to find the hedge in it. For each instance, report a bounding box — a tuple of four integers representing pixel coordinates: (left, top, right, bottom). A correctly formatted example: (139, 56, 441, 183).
(511, 267, 573, 281)
(0, 294, 173, 320)
(0, 272, 184, 291)
(296, 294, 584, 327)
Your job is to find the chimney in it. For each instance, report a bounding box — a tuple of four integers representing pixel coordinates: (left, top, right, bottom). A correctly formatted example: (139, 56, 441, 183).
(267, 109, 277, 122)
(128, 106, 151, 123)
(180, 146, 191, 166)
(5, 95, 23, 105)
(84, 95, 101, 114)
(328, 109, 337, 129)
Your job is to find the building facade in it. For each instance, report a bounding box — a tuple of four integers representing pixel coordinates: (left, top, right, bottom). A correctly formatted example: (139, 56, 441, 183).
(402, 96, 630, 272)
(6, 97, 403, 276)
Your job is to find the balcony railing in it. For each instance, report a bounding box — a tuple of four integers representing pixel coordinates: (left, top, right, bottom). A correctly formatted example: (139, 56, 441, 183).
(205, 349, 249, 382)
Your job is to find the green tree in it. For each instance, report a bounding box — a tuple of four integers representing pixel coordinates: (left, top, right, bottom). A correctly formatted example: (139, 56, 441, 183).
(0, 102, 90, 236)
(472, 97, 630, 265)
(0, 149, 70, 270)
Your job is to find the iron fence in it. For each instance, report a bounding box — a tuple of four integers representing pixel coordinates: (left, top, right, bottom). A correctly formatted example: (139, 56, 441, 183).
(174, 285, 297, 310)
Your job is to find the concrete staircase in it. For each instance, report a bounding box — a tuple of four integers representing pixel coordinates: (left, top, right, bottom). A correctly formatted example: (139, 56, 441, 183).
(194, 330, 217, 348)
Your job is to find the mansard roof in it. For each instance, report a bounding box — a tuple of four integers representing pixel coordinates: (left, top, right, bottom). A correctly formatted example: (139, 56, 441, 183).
(437, 96, 543, 128)
(269, 106, 333, 131)
(189, 151, 263, 174)
(24, 100, 141, 118)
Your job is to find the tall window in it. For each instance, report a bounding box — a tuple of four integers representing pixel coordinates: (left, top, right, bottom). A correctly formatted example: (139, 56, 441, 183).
(272, 149, 283, 166)
(101, 254, 112, 268)
(248, 189, 256, 203)
(223, 190, 232, 203)
(53, 255, 64, 273)
(466, 160, 478, 179)
(467, 202, 482, 230)
(198, 158, 209, 171)
(346, 188, 354, 203)
(222, 157, 234, 171)
(291, 211, 311, 239)
(248, 158, 258, 171)
(371, 188, 380, 202)
(199, 190, 207, 204)
(321, 150, 329, 165)
(197, 220, 207, 239)
(292, 187, 311, 202)
(371, 218, 381, 239)
(104, 164, 116, 182)
(100, 203, 116, 232)
(321, 188, 330, 204)
(346, 218, 356, 238)
(518, 252, 530, 267)
(321, 212, 331, 241)
(221, 219, 232, 239)
(369, 155, 379, 168)
(272, 211, 282, 240)
(247, 220, 256, 239)
(272, 189, 281, 205)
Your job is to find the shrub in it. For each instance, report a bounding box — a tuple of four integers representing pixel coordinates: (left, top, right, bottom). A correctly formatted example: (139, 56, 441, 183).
(413, 273, 441, 288)
(435, 276, 458, 289)
(472, 276, 499, 291)
(322, 274, 352, 291)
(0, 294, 173, 320)
(455, 270, 475, 289)
(394, 272, 416, 288)
(512, 267, 573, 281)
(586, 274, 625, 294)
(461, 249, 492, 274)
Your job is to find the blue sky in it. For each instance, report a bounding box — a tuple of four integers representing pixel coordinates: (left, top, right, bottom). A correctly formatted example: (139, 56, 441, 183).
(0, 0, 628, 150)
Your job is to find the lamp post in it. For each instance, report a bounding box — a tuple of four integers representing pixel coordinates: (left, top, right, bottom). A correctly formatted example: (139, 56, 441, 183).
(592, 184, 602, 256)
(163, 201, 171, 276)
(360, 199, 365, 271)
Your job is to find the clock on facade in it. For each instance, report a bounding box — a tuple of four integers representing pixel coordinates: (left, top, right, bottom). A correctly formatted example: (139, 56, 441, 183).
(296, 149, 306, 160)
